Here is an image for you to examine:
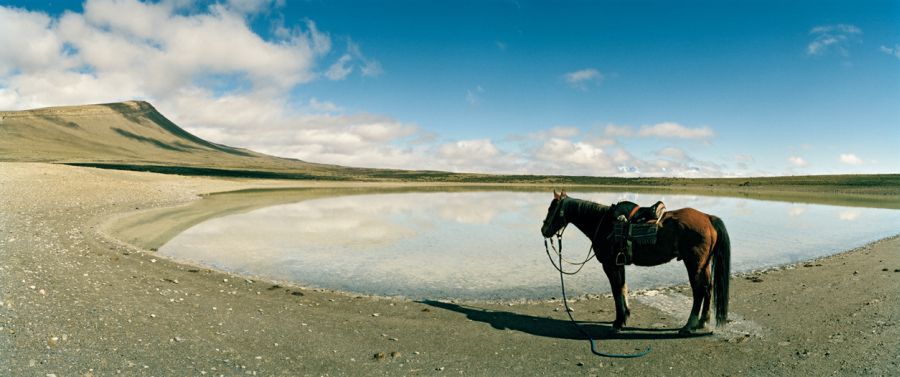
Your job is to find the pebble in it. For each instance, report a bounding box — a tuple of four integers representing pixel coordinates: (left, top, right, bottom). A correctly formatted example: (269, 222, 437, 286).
(47, 336, 59, 347)
(436, 367, 445, 371)
(372, 313, 380, 317)
(390, 351, 401, 358)
(373, 352, 386, 360)
(149, 314, 157, 318)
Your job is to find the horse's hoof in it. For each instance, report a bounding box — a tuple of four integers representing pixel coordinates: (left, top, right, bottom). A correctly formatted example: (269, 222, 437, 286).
(680, 326, 710, 336)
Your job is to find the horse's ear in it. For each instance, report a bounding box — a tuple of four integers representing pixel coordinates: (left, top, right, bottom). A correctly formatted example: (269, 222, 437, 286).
(553, 190, 560, 200)
(560, 189, 568, 198)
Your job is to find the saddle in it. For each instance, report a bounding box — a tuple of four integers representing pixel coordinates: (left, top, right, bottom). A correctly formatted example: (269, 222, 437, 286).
(609, 201, 666, 265)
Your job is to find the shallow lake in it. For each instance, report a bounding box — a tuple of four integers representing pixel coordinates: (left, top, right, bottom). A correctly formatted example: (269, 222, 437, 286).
(157, 190, 900, 299)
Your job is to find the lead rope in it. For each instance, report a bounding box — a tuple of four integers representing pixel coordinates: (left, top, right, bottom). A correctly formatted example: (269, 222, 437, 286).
(549, 230, 651, 358)
(543, 226, 595, 275)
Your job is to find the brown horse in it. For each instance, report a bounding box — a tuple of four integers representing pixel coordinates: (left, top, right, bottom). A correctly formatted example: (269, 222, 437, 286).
(541, 191, 730, 334)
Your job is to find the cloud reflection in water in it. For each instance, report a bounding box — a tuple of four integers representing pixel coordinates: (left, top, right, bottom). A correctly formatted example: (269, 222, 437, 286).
(160, 191, 900, 299)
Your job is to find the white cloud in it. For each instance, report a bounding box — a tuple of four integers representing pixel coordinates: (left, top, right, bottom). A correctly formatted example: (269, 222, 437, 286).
(325, 54, 353, 80)
(360, 60, 383, 77)
(734, 154, 754, 163)
(788, 156, 809, 167)
(325, 39, 381, 80)
(603, 124, 634, 137)
(307, 98, 341, 113)
(602, 122, 713, 139)
(529, 126, 580, 140)
(563, 68, 603, 90)
(466, 85, 484, 105)
(839, 153, 863, 165)
(0, 8, 71, 76)
(439, 139, 499, 160)
(637, 122, 714, 139)
(1, 1, 333, 110)
(879, 45, 900, 59)
(225, 0, 284, 15)
(536, 138, 608, 166)
(807, 24, 861, 56)
(657, 147, 687, 160)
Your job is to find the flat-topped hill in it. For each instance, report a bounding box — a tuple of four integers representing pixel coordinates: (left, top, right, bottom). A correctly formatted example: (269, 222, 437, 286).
(0, 101, 351, 176)
(1, 101, 898, 206)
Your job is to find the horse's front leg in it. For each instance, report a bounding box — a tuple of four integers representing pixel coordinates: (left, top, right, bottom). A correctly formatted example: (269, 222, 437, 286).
(602, 262, 629, 330)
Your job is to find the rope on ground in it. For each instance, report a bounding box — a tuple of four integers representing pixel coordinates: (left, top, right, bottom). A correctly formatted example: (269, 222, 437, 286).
(551, 235, 652, 358)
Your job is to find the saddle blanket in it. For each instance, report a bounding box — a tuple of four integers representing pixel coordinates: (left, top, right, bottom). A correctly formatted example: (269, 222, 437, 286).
(613, 222, 658, 245)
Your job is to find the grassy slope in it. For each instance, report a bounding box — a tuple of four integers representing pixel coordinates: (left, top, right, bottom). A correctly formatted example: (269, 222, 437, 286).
(2, 101, 898, 206)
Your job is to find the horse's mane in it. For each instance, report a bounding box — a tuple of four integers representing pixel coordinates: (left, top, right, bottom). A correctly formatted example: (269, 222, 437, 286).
(565, 197, 609, 217)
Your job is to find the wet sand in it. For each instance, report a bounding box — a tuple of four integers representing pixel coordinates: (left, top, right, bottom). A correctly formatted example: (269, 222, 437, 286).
(1, 162, 898, 376)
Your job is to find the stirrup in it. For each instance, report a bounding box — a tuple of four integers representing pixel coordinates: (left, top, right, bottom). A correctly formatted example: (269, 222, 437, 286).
(615, 252, 627, 266)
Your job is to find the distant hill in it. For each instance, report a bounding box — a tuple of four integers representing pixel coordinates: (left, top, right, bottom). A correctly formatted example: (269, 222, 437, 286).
(0, 101, 362, 177)
(1, 101, 898, 203)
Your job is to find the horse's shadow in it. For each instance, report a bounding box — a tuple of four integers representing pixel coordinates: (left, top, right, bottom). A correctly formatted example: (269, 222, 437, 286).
(419, 300, 710, 341)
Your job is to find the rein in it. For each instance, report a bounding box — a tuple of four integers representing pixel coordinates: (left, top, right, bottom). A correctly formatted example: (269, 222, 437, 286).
(543, 225, 595, 275)
(543, 200, 651, 358)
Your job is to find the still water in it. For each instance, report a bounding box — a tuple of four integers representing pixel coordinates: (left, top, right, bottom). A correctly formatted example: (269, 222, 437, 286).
(158, 191, 900, 299)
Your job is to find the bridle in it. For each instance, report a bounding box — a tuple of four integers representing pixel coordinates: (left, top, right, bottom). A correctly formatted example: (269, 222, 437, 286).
(542, 197, 568, 237)
(543, 197, 598, 275)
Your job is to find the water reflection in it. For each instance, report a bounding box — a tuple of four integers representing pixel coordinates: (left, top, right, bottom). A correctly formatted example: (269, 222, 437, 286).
(788, 205, 808, 217)
(839, 209, 861, 221)
(158, 191, 900, 299)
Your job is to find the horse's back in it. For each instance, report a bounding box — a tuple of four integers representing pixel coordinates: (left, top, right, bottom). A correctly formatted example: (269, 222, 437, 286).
(663, 207, 712, 224)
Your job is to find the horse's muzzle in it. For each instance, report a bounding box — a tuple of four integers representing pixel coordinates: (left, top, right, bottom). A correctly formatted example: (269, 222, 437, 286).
(541, 225, 553, 238)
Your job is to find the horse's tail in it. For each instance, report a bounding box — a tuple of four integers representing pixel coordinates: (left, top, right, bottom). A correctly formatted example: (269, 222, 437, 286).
(710, 216, 731, 328)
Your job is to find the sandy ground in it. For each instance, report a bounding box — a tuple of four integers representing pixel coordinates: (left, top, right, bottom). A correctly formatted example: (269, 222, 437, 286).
(1, 162, 898, 376)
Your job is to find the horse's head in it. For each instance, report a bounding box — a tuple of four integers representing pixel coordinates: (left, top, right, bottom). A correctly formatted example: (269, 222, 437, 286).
(541, 190, 569, 238)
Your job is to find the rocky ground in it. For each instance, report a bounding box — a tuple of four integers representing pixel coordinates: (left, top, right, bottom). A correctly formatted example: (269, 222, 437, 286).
(1, 163, 898, 376)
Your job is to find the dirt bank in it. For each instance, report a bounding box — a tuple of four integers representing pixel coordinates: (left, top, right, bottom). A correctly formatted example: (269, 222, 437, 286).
(1, 163, 897, 376)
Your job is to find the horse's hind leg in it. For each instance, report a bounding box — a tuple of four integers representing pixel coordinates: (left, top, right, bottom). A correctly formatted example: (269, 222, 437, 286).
(698, 264, 713, 329)
(680, 259, 711, 335)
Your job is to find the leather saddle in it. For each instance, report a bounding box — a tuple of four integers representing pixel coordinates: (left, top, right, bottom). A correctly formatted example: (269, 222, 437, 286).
(612, 200, 666, 224)
(609, 201, 666, 265)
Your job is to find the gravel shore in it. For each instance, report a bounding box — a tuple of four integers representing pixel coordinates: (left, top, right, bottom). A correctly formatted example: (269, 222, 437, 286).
(2, 163, 898, 376)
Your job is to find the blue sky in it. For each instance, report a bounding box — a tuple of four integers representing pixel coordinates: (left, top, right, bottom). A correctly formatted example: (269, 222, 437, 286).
(0, 0, 897, 176)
